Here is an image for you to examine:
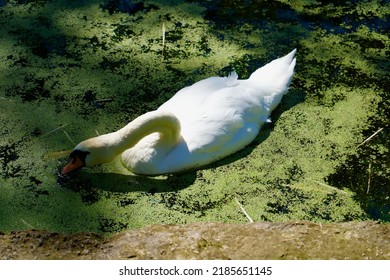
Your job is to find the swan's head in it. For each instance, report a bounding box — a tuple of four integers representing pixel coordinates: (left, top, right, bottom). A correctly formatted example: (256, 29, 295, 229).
(61, 136, 118, 175)
(61, 149, 90, 175)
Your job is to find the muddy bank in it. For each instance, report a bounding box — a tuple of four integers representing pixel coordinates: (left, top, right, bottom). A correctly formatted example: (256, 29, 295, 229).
(1, 221, 389, 260)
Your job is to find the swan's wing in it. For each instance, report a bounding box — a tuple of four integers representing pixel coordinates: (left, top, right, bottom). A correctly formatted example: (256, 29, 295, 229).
(161, 118, 261, 173)
(160, 73, 271, 160)
(181, 86, 269, 153)
(158, 73, 239, 119)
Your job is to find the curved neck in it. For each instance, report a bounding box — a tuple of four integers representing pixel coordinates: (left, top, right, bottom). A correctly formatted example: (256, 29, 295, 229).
(112, 110, 181, 155)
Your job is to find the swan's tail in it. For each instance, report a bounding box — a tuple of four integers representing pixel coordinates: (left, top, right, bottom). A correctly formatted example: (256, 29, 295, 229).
(247, 49, 296, 112)
(249, 49, 296, 95)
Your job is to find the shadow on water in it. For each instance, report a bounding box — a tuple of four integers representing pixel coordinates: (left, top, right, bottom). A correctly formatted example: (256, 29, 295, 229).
(59, 169, 197, 194)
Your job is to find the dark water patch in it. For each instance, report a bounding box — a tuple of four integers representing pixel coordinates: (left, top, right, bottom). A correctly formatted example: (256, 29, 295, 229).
(102, 0, 144, 14)
(351, 34, 387, 51)
(5, 75, 51, 102)
(198, 0, 388, 37)
(9, 27, 68, 58)
(99, 57, 128, 71)
(161, 46, 189, 61)
(88, 35, 109, 52)
(118, 197, 135, 207)
(29, 176, 42, 186)
(81, 90, 112, 109)
(165, 24, 185, 42)
(198, 36, 212, 56)
(101, 0, 159, 15)
(30, 128, 43, 137)
(14, 0, 47, 4)
(0, 142, 24, 179)
(112, 24, 137, 42)
(25, 176, 50, 198)
(160, 190, 226, 217)
(200, 0, 291, 25)
(1, 0, 48, 6)
(98, 217, 128, 233)
(82, 90, 97, 104)
(57, 172, 101, 205)
(304, 15, 387, 35)
(6, 54, 30, 67)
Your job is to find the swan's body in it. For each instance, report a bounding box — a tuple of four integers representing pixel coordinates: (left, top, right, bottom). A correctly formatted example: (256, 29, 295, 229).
(62, 49, 296, 175)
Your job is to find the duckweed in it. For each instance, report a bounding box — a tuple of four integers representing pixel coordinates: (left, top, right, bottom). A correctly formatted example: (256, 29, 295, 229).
(0, 0, 388, 234)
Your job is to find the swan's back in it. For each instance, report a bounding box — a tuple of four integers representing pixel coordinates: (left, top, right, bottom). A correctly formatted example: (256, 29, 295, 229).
(155, 49, 296, 173)
(129, 50, 296, 174)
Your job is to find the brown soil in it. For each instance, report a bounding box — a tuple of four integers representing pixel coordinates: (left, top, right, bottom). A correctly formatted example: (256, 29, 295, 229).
(1, 221, 389, 260)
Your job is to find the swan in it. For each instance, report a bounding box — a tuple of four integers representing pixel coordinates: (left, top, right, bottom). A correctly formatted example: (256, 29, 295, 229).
(62, 49, 296, 175)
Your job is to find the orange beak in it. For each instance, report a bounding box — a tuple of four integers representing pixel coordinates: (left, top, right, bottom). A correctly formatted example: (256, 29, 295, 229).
(61, 156, 85, 175)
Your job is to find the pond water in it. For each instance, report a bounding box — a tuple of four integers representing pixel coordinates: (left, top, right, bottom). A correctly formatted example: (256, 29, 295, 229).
(0, 0, 388, 234)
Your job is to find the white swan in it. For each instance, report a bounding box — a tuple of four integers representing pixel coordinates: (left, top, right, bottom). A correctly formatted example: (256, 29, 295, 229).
(62, 49, 296, 175)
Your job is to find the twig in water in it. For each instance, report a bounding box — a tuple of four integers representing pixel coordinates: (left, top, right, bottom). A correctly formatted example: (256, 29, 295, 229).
(367, 162, 372, 194)
(310, 179, 348, 195)
(62, 129, 75, 145)
(162, 22, 165, 59)
(0, 96, 14, 102)
(93, 98, 113, 109)
(358, 127, 384, 147)
(43, 149, 71, 159)
(38, 123, 69, 140)
(234, 197, 254, 223)
(20, 218, 34, 229)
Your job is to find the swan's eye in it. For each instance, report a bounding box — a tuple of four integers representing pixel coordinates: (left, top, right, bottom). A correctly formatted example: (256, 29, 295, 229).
(69, 150, 90, 164)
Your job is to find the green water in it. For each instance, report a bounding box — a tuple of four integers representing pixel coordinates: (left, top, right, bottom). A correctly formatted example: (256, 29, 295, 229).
(0, 0, 388, 234)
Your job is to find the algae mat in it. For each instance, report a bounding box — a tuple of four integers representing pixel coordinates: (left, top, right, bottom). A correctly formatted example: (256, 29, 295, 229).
(0, 0, 389, 234)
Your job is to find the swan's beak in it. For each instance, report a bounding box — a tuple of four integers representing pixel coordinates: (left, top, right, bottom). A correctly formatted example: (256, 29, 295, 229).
(61, 156, 84, 175)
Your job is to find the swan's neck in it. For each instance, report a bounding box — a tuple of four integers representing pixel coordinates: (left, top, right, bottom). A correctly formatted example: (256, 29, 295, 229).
(113, 110, 181, 155)
(80, 110, 181, 166)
